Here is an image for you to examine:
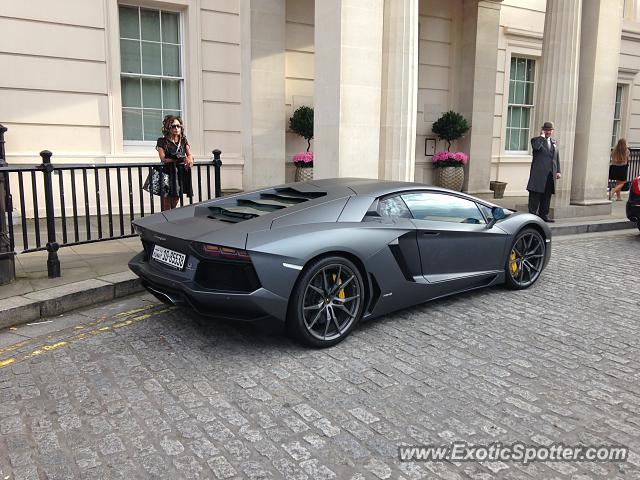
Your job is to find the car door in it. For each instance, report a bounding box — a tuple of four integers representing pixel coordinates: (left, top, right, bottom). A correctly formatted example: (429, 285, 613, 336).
(401, 191, 509, 286)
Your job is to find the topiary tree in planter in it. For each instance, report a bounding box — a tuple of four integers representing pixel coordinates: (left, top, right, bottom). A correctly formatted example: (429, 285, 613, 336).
(431, 110, 470, 151)
(289, 106, 314, 152)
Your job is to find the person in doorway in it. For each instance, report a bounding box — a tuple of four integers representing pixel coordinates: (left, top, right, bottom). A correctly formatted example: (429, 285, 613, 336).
(527, 121, 561, 223)
(608, 138, 629, 201)
(156, 115, 194, 211)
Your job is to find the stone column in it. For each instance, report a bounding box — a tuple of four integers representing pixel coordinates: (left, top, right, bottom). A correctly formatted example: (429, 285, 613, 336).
(379, 0, 419, 181)
(314, 0, 385, 179)
(533, 0, 582, 213)
(571, 0, 624, 205)
(623, 0, 639, 20)
(240, 0, 286, 190)
(457, 0, 502, 194)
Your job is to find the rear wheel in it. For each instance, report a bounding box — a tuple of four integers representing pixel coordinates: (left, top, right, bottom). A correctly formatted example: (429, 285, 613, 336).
(505, 228, 546, 290)
(287, 256, 364, 348)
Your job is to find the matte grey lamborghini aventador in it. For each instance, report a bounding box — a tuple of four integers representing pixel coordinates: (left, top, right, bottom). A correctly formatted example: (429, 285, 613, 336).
(129, 178, 551, 347)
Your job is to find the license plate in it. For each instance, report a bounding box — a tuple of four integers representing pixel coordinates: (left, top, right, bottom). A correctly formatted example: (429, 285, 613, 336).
(152, 245, 186, 270)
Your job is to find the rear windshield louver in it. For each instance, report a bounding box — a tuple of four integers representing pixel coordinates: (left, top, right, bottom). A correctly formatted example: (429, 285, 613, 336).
(207, 206, 261, 223)
(207, 187, 326, 223)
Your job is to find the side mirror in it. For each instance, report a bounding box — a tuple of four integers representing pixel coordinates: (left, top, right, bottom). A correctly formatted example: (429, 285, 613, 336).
(492, 207, 506, 220)
(486, 207, 506, 229)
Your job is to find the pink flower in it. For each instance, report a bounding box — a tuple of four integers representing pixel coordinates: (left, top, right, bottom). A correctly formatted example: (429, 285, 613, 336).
(431, 151, 469, 168)
(432, 151, 450, 162)
(293, 151, 314, 167)
(453, 152, 468, 164)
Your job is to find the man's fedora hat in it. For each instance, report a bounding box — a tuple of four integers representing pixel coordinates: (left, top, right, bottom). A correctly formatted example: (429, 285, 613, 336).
(542, 121, 554, 130)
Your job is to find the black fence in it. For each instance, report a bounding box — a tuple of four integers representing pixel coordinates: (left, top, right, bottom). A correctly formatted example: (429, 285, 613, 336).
(628, 148, 640, 180)
(0, 147, 223, 278)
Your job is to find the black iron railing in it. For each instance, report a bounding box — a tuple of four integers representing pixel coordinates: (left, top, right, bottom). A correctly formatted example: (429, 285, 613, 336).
(0, 149, 224, 278)
(0, 124, 16, 285)
(628, 148, 640, 180)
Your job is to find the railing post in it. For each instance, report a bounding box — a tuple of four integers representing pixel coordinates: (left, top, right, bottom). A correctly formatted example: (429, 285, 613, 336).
(212, 149, 222, 198)
(630, 148, 640, 180)
(39, 150, 60, 278)
(0, 124, 16, 285)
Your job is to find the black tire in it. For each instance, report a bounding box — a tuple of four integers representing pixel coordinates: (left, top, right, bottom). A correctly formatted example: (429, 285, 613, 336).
(505, 228, 546, 290)
(637, 222, 640, 232)
(287, 256, 365, 348)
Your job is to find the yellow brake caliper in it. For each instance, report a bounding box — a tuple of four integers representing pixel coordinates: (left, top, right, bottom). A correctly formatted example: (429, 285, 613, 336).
(332, 274, 346, 299)
(509, 250, 519, 276)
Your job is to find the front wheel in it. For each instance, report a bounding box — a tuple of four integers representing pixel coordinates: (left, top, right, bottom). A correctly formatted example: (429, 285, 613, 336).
(287, 256, 364, 348)
(505, 228, 546, 290)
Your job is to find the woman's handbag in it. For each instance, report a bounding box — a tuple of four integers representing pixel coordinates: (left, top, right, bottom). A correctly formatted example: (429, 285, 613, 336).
(142, 165, 170, 196)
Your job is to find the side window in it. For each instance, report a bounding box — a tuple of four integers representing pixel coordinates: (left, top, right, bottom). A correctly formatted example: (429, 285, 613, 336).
(401, 192, 486, 224)
(478, 204, 494, 222)
(376, 195, 412, 219)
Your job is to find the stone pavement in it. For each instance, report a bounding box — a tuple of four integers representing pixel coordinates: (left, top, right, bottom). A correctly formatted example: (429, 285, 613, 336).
(0, 192, 635, 327)
(0, 230, 639, 479)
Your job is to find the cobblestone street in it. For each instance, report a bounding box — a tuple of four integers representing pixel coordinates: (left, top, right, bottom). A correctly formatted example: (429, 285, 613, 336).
(1, 230, 639, 479)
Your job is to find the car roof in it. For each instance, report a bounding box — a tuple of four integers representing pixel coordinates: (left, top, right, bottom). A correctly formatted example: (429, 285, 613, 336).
(307, 177, 418, 194)
(306, 178, 495, 206)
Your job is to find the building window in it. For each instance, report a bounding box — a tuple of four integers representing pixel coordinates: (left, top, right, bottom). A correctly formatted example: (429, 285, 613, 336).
(506, 57, 535, 152)
(119, 6, 183, 142)
(612, 84, 623, 147)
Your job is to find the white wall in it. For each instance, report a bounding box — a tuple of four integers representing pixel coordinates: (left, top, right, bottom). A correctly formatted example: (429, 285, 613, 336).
(201, 0, 243, 160)
(490, 0, 546, 196)
(620, 20, 640, 146)
(285, 0, 315, 182)
(0, 0, 110, 158)
(415, 0, 456, 184)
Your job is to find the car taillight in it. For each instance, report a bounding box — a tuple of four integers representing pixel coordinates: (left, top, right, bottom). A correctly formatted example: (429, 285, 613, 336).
(193, 242, 251, 262)
(632, 177, 640, 196)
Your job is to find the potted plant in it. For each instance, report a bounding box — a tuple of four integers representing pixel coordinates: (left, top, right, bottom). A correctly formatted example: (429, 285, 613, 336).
(431, 151, 469, 191)
(289, 106, 314, 181)
(489, 180, 508, 198)
(431, 111, 470, 191)
(292, 151, 314, 181)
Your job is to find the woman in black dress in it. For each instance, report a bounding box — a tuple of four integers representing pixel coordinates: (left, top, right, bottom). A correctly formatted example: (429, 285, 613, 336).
(156, 115, 194, 210)
(609, 138, 629, 201)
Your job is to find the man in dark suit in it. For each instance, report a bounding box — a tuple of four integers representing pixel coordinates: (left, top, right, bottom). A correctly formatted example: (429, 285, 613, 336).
(527, 121, 561, 222)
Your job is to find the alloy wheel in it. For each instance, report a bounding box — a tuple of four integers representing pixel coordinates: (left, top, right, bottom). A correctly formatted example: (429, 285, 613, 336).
(301, 263, 362, 342)
(508, 231, 545, 288)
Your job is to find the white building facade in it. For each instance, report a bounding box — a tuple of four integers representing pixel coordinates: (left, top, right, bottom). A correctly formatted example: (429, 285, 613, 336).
(2, 0, 640, 217)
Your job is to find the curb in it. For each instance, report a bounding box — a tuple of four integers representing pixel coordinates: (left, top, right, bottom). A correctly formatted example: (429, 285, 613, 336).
(0, 271, 144, 330)
(549, 219, 635, 236)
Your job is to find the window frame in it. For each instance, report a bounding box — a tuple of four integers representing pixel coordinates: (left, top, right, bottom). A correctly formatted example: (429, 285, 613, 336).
(118, 3, 187, 147)
(612, 84, 624, 148)
(505, 56, 536, 153)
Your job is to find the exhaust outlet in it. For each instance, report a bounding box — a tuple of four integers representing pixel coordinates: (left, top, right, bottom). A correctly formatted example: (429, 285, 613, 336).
(143, 283, 186, 306)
